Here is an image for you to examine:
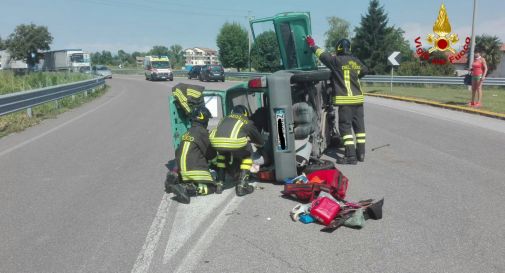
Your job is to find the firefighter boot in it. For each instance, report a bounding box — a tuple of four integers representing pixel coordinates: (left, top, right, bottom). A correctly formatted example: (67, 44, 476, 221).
(170, 183, 191, 204)
(164, 171, 179, 194)
(337, 145, 357, 165)
(236, 170, 254, 196)
(357, 143, 365, 162)
(215, 169, 225, 194)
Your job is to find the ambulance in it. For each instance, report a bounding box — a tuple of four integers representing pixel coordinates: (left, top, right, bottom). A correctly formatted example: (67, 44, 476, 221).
(144, 56, 173, 81)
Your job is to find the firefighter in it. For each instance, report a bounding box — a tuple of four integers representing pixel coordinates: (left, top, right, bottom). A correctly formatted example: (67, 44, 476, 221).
(306, 36, 368, 164)
(210, 105, 265, 196)
(169, 106, 219, 204)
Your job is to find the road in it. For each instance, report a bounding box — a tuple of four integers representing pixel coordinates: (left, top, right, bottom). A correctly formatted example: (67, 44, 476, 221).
(1, 75, 504, 273)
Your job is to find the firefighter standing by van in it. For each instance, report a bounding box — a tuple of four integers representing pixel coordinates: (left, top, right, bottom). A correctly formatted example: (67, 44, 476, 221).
(306, 37, 368, 164)
(210, 105, 265, 196)
(169, 106, 220, 204)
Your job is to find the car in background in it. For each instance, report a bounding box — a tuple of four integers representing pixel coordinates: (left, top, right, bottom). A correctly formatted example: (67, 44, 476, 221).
(187, 65, 202, 79)
(199, 64, 225, 82)
(93, 65, 112, 79)
(79, 66, 92, 74)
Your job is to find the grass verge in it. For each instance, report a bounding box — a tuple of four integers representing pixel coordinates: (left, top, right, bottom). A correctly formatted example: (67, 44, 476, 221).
(0, 71, 94, 95)
(0, 85, 108, 138)
(364, 84, 505, 114)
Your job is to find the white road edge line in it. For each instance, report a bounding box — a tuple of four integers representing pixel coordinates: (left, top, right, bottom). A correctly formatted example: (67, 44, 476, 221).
(0, 89, 125, 158)
(131, 193, 172, 273)
(173, 195, 245, 273)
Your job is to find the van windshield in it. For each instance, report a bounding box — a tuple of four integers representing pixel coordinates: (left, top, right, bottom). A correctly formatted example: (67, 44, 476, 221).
(152, 61, 170, 69)
(210, 65, 223, 72)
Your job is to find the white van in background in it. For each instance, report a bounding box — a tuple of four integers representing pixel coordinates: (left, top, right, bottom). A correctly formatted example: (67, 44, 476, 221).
(144, 56, 173, 81)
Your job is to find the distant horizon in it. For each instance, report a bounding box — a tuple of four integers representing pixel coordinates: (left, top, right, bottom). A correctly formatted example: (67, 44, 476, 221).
(1, 0, 504, 53)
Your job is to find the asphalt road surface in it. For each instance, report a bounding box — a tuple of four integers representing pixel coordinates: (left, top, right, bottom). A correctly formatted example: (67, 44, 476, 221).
(1, 75, 504, 273)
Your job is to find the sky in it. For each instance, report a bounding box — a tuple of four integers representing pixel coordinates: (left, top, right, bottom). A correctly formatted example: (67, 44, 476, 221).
(1, 0, 504, 54)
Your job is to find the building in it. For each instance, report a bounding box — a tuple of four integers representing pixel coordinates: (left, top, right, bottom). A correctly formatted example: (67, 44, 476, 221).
(0, 50, 29, 70)
(183, 47, 219, 68)
(135, 56, 145, 67)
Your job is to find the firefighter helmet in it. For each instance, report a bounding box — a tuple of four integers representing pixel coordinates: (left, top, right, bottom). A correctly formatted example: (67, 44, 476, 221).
(191, 106, 212, 127)
(336, 39, 352, 55)
(231, 105, 250, 117)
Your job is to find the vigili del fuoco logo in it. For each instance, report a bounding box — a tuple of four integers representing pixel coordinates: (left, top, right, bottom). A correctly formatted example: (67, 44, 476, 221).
(414, 4, 470, 65)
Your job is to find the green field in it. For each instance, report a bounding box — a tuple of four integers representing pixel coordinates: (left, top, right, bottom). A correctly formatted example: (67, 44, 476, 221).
(364, 84, 505, 114)
(0, 71, 94, 95)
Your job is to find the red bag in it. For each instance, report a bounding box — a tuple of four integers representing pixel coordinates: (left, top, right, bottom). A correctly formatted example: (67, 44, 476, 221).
(307, 169, 348, 200)
(310, 197, 341, 226)
(282, 183, 316, 202)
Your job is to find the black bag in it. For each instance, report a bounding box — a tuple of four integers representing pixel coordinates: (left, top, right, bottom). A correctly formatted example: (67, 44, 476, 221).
(464, 74, 472, 86)
(172, 83, 205, 116)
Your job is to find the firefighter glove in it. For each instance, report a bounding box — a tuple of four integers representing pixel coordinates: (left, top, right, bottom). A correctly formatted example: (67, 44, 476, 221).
(306, 35, 315, 47)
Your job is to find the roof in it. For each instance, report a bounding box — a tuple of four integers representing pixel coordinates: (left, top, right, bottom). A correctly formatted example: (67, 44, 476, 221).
(500, 44, 505, 51)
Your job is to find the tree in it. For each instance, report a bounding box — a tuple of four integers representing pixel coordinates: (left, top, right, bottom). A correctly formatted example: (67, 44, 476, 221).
(149, 45, 170, 57)
(169, 44, 184, 68)
(352, 0, 391, 74)
(475, 35, 502, 74)
(324, 17, 351, 52)
(117, 49, 130, 65)
(100, 51, 113, 65)
(5, 23, 53, 68)
(0, 36, 5, 50)
(385, 27, 414, 63)
(250, 30, 281, 72)
(91, 52, 102, 64)
(216, 22, 248, 71)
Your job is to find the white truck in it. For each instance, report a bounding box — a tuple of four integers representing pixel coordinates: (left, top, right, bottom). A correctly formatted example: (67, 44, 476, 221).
(42, 49, 91, 72)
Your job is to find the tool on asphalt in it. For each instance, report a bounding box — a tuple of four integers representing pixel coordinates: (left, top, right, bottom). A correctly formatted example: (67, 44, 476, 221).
(371, 144, 390, 151)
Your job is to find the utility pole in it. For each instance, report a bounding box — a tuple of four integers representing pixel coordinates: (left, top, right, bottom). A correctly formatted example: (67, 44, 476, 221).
(469, 0, 477, 69)
(246, 10, 254, 72)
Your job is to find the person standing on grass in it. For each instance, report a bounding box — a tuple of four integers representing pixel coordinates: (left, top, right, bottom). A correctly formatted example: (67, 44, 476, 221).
(469, 51, 488, 108)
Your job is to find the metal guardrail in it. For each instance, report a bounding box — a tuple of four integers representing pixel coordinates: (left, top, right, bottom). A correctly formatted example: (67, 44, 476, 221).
(360, 75, 505, 86)
(0, 77, 106, 116)
(112, 68, 505, 86)
(222, 71, 505, 86)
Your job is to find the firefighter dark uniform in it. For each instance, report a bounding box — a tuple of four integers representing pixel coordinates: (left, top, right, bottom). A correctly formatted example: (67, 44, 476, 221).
(307, 37, 368, 164)
(171, 106, 218, 204)
(209, 105, 264, 196)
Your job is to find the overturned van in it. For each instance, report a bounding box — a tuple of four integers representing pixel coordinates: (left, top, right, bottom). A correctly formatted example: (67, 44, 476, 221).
(169, 12, 338, 182)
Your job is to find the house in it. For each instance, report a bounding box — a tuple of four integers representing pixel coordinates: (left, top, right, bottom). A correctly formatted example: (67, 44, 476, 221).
(0, 50, 28, 70)
(135, 56, 145, 67)
(183, 47, 220, 68)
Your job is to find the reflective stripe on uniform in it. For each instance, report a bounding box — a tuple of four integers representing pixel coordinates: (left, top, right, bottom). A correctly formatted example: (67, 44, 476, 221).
(344, 140, 355, 146)
(187, 88, 202, 98)
(332, 95, 364, 105)
(356, 139, 366, 143)
(180, 170, 213, 181)
(315, 48, 325, 58)
(180, 141, 191, 172)
(209, 120, 248, 149)
(342, 135, 354, 140)
(356, 133, 366, 138)
(240, 164, 252, 170)
(173, 89, 191, 113)
(241, 158, 253, 164)
(344, 70, 352, 96)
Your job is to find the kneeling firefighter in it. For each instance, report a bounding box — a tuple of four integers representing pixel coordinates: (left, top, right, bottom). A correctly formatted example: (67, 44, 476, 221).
(210, 105, 265, 196)
(170, 106, 220, 204)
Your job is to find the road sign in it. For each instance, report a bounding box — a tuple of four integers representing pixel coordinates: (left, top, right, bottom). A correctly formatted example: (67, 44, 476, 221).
(388, 51, 401, 66)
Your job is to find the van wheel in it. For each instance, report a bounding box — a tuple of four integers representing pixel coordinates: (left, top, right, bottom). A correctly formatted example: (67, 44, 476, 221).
(222, 79, 225, 82)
